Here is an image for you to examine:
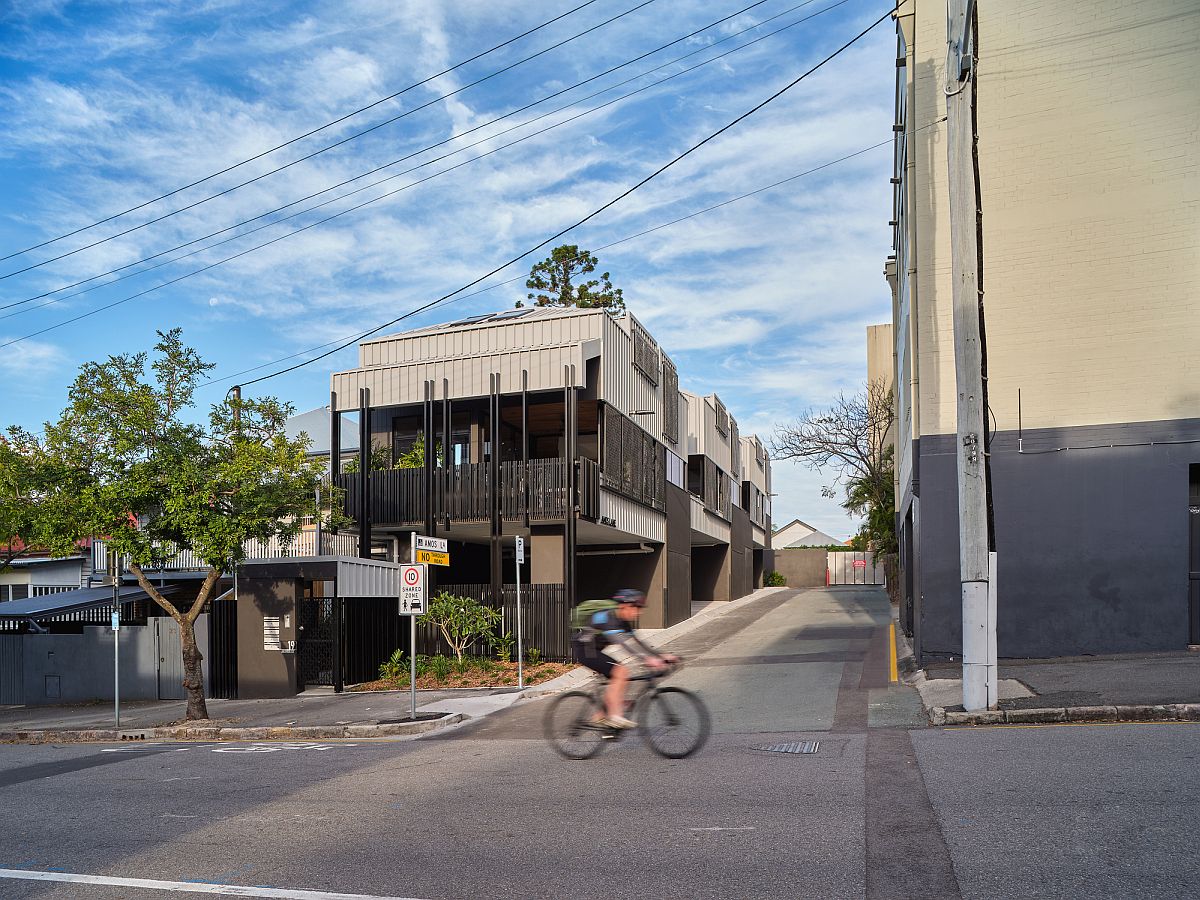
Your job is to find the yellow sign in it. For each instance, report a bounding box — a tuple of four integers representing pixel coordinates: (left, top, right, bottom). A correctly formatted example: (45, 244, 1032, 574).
(416, 549, 450, 567)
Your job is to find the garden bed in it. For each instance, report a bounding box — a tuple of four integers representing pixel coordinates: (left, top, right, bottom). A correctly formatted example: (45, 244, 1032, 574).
(349, 657, 574, 692)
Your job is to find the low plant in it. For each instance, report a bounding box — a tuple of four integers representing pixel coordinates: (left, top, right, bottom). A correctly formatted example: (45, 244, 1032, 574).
(493, 631, 516, 663)
(379, 648, 406, 680)
(526, 647, 542, 666)
(764, 570, 787, 587)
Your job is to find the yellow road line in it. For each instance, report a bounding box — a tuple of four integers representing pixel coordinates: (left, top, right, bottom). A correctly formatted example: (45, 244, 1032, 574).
(888, 622, 899, 683)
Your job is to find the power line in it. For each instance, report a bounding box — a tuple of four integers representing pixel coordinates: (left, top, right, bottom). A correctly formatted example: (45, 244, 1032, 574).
(0, 0, 605, 264)
(0, 9, 892, 360)
(3, 0, 843, 318)
(203, 133, 908, 390)
(0, 0, 666, 281)
(235, 10, 893, 390)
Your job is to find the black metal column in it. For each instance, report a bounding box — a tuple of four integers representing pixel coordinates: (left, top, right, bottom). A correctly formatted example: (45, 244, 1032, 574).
(330, 391, 340, 478)
(563, 365, 578, 608)
(333, 594, 344, 693)
(358, 387, 371, 560)
(424, 379, 435, 541)
(489, 373, 503, 606)
(442, 378, 451, 530)
(521, 369, 530, 529)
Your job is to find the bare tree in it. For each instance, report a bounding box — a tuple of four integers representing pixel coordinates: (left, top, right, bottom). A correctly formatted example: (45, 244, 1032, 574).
(771, 381, 898, 599)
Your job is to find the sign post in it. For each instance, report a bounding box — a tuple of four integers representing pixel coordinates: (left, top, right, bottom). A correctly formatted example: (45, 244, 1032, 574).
(400, 551, 428, 721)
(110, 550, 121, 729)
(515, 535, 525, 688)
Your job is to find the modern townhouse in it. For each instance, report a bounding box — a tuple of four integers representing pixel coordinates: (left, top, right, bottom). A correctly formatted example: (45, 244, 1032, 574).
(886, 0, 1200, 662)
(321, 306, 771, 637)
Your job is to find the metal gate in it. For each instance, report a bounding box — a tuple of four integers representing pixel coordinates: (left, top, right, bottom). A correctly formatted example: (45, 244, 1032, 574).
(0, 635, 23, 705)
(298, 597, 336, 686)
(155, 617, 186, 700)
(827, 551, 886, 586)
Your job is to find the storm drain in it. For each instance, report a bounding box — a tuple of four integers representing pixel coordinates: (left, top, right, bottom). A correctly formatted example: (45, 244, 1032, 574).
(753, 740, 819, 754)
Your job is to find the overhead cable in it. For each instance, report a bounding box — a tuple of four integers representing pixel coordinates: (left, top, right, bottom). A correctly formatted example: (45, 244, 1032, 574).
(0, 0, 666, 280)
(3, 0, 843, 317)
(0, 0, 606, 263)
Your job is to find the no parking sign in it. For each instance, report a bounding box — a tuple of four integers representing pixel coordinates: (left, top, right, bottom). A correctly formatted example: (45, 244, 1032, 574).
(399, 564, 427, 615)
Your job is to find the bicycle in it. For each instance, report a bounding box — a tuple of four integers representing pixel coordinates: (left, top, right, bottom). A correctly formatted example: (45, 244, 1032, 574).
(543, 661, 711, 760)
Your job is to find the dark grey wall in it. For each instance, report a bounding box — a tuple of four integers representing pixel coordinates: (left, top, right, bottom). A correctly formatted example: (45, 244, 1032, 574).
(730, 506, 753, 599)
(665, 483, 692, 626)
(915, 419, 1200, 659)
(237, 578, 299, 699)
(773, 548, 827, 588)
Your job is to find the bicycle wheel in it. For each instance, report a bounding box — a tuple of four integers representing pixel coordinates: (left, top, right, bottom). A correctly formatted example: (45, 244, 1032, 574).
(544, 690, 609, 760)
(637, 686, 711, 759)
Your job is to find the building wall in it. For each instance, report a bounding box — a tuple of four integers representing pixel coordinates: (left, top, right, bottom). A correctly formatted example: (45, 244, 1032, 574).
(665, 483, 693, 626)
(237, 577, 299, 699)
(892, 0, 1200, 658)
(772, 548, 828, 588)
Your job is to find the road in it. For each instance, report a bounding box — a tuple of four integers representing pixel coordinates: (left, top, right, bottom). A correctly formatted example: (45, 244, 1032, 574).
(1, 587, 1197, 899)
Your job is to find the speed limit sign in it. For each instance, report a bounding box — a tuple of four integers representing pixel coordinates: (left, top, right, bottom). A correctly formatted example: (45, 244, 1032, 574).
(399, 564, 427, 615)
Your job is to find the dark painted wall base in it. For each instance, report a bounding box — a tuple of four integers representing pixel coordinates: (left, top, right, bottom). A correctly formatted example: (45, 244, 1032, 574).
(910, 419, 1200, 658)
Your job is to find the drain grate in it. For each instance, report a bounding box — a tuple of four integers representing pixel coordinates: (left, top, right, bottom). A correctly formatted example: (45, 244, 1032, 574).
(753, 740, 819, 754)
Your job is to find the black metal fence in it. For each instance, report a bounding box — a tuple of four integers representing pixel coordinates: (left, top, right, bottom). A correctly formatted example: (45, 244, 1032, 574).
(435, 583, 572, 662)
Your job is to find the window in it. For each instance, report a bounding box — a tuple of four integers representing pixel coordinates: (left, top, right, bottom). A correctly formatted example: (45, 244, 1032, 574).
(713, 396, 729, 438)
(662, 358, 679, 444)
(631, 320, 659, 386)
(666, 449, 686, 489)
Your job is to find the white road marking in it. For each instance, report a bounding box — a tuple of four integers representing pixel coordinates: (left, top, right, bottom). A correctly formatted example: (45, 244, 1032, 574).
(0, 868, 424, 899)
(211, 743, 356, 753)
(688, 827, 756, 832)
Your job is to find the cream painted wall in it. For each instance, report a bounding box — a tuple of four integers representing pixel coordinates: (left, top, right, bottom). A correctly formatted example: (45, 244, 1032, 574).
(906, 0, 1200, 436)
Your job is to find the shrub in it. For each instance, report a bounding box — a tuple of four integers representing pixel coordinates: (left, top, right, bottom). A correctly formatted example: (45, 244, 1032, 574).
(418, 592, 503, 661)
(379, 648, 406, 681)
(764, 570, 787, 587)
(493, 631, 516, 663)
(526, 647, 542, 666)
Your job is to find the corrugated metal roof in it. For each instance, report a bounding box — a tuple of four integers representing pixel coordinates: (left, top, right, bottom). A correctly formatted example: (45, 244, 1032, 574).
(360, 305, 600, 344)
(0, 583, 185, 619)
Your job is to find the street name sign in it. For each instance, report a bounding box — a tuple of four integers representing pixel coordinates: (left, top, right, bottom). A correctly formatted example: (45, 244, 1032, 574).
(399, 564, 427, 615)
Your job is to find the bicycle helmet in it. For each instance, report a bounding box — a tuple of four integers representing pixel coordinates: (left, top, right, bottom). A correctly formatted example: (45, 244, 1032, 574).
(613, 588, 647, 607)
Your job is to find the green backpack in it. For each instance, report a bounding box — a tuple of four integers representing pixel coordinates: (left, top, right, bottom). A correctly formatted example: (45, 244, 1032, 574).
(571, 598, 618, 631)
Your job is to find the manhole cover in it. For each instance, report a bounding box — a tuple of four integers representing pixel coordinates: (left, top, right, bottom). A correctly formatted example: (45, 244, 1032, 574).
(753, 741, 819, 754)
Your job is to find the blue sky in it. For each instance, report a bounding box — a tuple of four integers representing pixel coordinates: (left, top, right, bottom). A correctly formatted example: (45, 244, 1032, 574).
(0, 0, 897, 539)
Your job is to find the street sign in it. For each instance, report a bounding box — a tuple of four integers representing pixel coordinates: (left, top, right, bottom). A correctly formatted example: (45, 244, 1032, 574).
(852, 559, 868, 569)
(399, 564, 427, 615)
(414, 535, 448, 553)
(111, 610, 121, 632)
(416, 549, 450, 567)
(515, 535, 525, 565)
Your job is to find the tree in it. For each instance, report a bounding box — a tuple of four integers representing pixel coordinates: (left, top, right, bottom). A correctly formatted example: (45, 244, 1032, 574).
(0, 429, 81, 572)
(771, 380, 899, 600)
(418, 591, 502, 662)
(341, 436, 435, 473)
(39, 330, 330, 720)
(518, 244, 625, 311)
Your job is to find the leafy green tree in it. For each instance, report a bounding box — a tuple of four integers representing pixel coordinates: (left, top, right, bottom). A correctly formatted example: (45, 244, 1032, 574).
(0, 429, 81, 571)
(772, 381, 898, 600)
(342, 436, 433, 473)
(418, 591, 502, 662)
(518, 244, 625, 311)
(39, 330, 330, 720)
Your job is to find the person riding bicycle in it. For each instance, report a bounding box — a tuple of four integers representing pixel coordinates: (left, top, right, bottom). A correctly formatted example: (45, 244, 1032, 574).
(572, 588, 678, 729)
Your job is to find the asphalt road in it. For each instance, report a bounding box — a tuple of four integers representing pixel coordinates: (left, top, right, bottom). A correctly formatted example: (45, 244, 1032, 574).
(1, 587, 1197, 900)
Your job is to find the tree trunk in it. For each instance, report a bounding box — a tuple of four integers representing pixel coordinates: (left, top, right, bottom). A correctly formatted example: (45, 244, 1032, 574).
(178, 615, 209, 721)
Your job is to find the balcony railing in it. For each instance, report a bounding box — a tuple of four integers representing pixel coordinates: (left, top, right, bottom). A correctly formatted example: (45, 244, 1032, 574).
(339, 458, 600, 526)
(91, 530, 360, 574)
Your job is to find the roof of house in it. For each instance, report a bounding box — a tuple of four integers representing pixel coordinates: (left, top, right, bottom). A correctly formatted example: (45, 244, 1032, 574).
(284, 407, 360, 456)
(363, 305, 599, 343)
(773, 518, 845, 548)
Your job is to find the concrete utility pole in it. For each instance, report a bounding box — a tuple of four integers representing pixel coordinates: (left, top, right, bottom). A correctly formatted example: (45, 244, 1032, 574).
(945, 0, 996, 710)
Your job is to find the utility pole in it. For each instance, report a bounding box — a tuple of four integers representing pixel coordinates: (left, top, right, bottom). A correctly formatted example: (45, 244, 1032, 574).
(945, 0, 996, 711)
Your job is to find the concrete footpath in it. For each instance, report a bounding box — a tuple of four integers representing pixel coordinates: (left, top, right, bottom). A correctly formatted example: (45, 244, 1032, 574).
(0, 587, 789, 744)
(903, 625, 1200, 725)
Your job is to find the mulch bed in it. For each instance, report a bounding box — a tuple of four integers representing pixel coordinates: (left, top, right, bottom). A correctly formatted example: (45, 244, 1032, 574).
(350, 660, 574, 692)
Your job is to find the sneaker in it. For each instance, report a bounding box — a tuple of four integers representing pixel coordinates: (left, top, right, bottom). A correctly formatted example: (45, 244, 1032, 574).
(602, 715, 638, 730)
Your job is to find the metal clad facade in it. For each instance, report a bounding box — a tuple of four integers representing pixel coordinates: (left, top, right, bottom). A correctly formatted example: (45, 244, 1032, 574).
(600, 489, 665, 542)
(335, 558, 402, 598)
(600, 312, 660, 440)
(689, 494, 732, 543)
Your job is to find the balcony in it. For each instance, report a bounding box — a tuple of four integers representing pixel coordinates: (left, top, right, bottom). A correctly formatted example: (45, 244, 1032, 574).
(339, 458, 600, 527)
(91, 529, 360, 574)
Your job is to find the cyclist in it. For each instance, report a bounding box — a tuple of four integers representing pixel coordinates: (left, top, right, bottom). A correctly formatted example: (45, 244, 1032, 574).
(572, 588, 678, 729)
